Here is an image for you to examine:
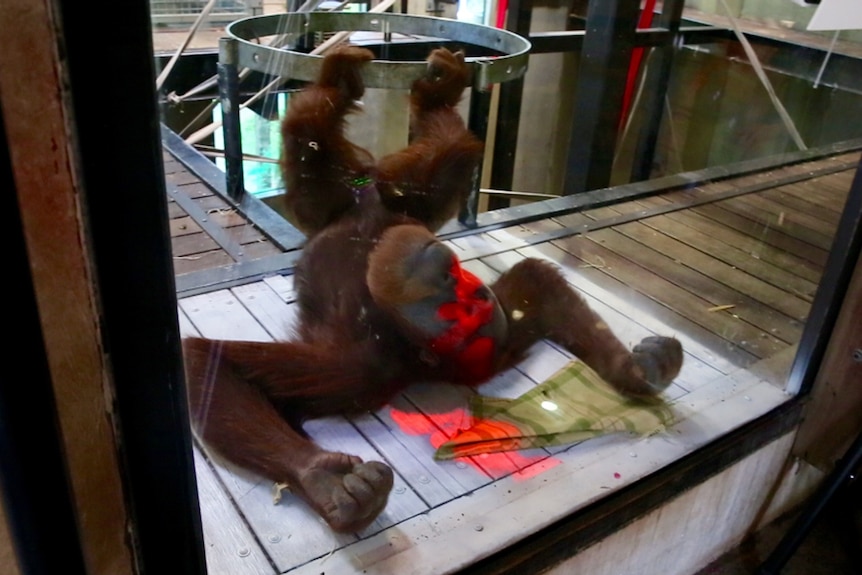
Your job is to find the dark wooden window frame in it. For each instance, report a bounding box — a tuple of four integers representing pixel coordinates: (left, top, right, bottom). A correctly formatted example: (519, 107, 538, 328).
(3, 1, 861, 573)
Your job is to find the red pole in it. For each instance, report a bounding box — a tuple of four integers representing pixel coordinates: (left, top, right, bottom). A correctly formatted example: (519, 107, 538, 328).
(496, 0, 508, 29)
(619, 0, 657, 132)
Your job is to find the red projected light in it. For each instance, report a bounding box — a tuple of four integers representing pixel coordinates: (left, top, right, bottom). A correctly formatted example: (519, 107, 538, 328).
(389, 407, 561, 480)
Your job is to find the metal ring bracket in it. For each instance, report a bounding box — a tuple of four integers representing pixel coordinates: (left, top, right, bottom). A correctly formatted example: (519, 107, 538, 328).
(225, 11, 532, 90)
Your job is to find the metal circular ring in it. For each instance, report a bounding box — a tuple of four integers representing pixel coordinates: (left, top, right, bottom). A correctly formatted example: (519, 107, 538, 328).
(224, 12, 531, 91)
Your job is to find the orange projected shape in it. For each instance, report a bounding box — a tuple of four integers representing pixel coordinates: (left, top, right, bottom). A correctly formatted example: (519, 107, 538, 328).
(388, 406, 560, 481)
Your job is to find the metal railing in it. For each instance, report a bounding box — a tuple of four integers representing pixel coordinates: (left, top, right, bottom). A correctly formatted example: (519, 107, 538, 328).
(149, 0, 262, 26)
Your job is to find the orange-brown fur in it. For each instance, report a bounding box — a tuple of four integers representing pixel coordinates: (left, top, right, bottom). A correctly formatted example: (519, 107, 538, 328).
(183, 46, 683, 533)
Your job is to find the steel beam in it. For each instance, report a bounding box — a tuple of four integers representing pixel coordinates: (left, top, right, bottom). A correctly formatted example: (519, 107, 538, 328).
(218, 37, 246, 201)
(487, 0, 533, 210)
(564, 0, 641, 194)
(629, 0, 686, 182)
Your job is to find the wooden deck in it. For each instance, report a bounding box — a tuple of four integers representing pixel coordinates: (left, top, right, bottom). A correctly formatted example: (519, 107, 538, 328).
(164, 146, 859, 575)
(164, 155, 284, 276)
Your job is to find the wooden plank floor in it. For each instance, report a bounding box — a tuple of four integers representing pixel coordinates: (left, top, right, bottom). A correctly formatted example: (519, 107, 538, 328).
(167, 149, 859, 574)
(163, 151, 284, 276)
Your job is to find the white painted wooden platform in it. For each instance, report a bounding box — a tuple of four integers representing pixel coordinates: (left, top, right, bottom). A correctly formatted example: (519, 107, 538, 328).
(178, 226, 794, 575)
(171, 151, 861, 573)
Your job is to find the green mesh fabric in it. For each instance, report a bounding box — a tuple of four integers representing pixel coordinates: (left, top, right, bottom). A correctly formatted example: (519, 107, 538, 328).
(435, 360, 674, 460)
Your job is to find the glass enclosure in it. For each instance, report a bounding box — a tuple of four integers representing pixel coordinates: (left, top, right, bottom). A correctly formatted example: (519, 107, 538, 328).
(148, 1, 861, 573)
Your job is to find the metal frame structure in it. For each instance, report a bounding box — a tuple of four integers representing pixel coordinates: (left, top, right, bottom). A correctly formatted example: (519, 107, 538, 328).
(564, 0, 643, 194)
(200, 0, 862, 211)
(217, 10, 532, 226)
(207, 0, 726, 216)
(148, 0, 262, 26)
(486, 0, 532, 209)
(786, 151, 862, 395)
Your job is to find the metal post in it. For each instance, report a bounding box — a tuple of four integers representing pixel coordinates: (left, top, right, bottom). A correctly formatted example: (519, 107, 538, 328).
(563, 0, 641, 195)
(459, 87, 493, 227)
(218, 37, 245, 201)
(487, 0, 533, 210)
(786, 155, 862, 395)
(629, 0, 685, 182)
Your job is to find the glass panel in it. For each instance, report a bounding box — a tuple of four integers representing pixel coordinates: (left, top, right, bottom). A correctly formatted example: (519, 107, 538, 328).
(150, 1, 862, 573)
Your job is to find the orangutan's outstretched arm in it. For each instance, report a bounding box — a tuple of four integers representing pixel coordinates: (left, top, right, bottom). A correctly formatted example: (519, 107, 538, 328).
(490, 258, 683, 398)
(279, 46, 377, 237)
(376, 49, 484, 231)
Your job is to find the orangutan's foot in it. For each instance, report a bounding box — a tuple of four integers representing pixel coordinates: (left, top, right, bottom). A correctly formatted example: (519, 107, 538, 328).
(295, 451, 394, 533)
